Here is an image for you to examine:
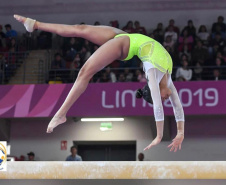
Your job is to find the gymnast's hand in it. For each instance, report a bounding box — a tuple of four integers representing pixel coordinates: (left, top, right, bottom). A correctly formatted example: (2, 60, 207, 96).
(168, 134, 184, 152)
(143, 136, 162, 151)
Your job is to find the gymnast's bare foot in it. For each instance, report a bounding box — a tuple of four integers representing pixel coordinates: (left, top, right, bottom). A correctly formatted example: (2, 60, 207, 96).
(14, 14, 38, 32)
(47, 116, 67, 133)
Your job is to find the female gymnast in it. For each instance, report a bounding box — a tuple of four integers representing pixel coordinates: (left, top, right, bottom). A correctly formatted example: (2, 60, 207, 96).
(14, 15, 184, 152)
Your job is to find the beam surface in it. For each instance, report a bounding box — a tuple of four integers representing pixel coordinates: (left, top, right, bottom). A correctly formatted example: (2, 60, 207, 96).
(0, 161, 226, 179)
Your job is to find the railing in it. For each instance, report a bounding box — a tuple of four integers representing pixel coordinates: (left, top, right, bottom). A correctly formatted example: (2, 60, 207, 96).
(0, 51, 48, 84)
(1, 49, 226, 85)
(47, 66, 226, 84)
(0, 51, 27, 84)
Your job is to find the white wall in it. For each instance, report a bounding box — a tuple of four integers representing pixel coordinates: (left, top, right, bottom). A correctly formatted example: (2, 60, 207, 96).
(9, 117, 154, 161)
(9, 115, 226, 161)
(1, 8, 226, 33)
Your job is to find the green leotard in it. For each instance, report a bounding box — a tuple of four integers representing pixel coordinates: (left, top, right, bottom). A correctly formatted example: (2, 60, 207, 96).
(115, 33, 173, 74)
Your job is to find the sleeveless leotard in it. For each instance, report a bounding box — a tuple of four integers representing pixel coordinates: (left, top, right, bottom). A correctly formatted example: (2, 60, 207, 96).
(115, 33, 173, 74)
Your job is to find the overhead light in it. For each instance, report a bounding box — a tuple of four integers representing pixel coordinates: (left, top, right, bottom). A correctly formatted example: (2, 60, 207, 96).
(81, 118, 124, 122)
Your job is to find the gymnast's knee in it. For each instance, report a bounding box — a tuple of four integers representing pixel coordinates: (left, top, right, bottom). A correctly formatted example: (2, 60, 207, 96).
(78, 67, 94, 81)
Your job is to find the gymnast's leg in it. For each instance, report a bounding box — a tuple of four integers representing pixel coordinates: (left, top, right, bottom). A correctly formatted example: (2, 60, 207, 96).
(14, 15, 125, 45)
(46, 37, 129, 133)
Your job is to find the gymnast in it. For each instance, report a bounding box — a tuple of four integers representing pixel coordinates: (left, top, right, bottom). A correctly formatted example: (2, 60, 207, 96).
(14, 15, 184, 152)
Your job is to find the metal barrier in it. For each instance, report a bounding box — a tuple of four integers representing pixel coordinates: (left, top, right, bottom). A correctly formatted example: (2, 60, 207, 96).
(0, 51, 48, 84)
(48, 65, 226, 84)
(1, 50, 226, 84)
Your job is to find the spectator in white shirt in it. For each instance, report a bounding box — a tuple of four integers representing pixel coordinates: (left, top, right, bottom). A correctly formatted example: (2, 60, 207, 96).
(176, 60, 193, 81)
(164, 25, 178, 43)
(197, 25, 210, 46)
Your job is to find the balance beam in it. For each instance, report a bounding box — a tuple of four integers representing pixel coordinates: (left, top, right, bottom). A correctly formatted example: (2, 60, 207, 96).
(0, 161, 226, 179)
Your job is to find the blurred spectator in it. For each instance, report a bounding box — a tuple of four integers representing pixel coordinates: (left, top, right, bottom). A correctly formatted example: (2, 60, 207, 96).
(212, 25, 226, 40)
(17, 155, 25, 161)
(68, 53, 81, 81)
(165, 19, 180, 36)
(37, 31, 52, 49)
(212, 16, 226, 33)
(99, 72, 110, 82)
(136, 69, 146, 82)
(0, 54, 7, 82)
(110, 20, 119, 28)
(134, 21, 147, 35)
(66, 146, 82, 161)
(182, 20, 196, 38)
(223, 47, 226, 63)
(192, 40, 209, 65)
(80, 46, 91, 66)
(211, 69, 224, 80)
(93, 45, 99, 52)
(7, 38, 18, 72)
(83, 40, 92, 51)
(163, 35, 175, 52)
(180, 53, 190, 64)
(0, 25, 6, 38)
(209, 33, 225, 56)
(179, 48, 192, 64)
(118, 73, 125, 82)
(63, 37, 78, 61)
(27, 152, 35, 161)
(5, 24, 17, 38)
(71, 53, 81, 69)
(9, 38, 18, 52)
(178, 29, 194, 53)
(94, 21, 100, 26)
(197, 25, 210, 46)
(149, 32, 155, 40)
(105, 67, 117, 82)
(216, 51, 226, 64)
(193, 62, 203, 80)
(0, 40, 4, 51)
(165, 46, 179, 66)
(153, 23, 164, 43)
(215, 57, 223, 68)
(176, 60, 192, 81)
(123, 21, 135, 33)
(124, 68, 133, 82)
(51, 53, 66, 69)
(138, 153, 144, 161)
(164, 25, 178, 43)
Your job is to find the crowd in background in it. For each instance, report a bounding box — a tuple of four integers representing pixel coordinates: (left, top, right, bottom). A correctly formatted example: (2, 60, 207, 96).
(49, 16, 226, 83)
(1, 15, 226, 84)
(0, 24, 28, 83)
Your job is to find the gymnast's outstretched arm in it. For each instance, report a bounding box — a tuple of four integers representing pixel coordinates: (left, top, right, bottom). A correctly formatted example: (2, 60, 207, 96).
(167, 80, 185, 152)
(144, 69, 165, 151)
(143, 70, 184, 152)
